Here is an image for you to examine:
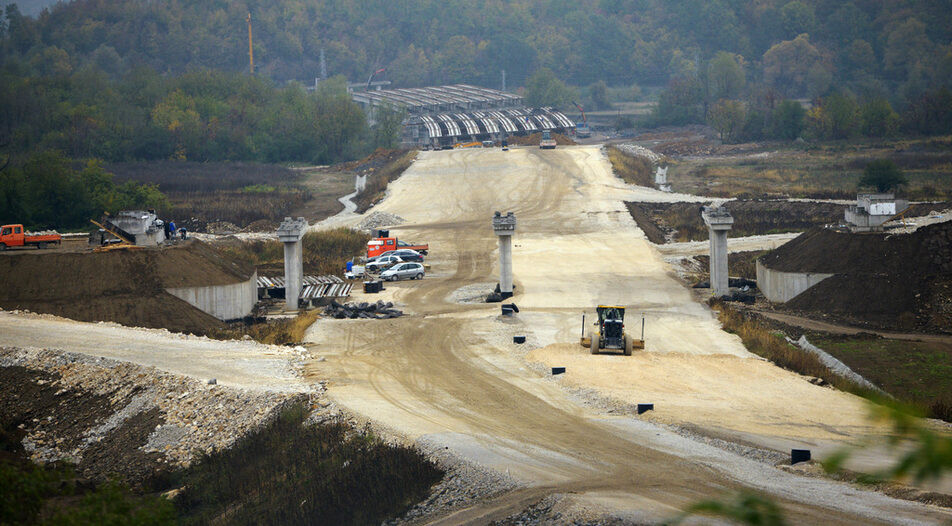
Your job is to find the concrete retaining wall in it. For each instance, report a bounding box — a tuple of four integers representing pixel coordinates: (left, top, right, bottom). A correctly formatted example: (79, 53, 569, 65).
(756, 260, 833, 303)
(166, 271, 257, 321)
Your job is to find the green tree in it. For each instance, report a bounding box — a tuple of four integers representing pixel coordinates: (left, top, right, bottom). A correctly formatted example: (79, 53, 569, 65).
(589, 81, 610, 110)
(371, 103, 406, 149)
(763, 34, 828, 97)
(524, 68, 576, 108)
(780, 1, 816, 39)
(859, 159, 906, 193)
(860, 99, 899, 137)
(708, 99, 745, 143)
(771, 99, 806, 140)
(822, 92, 860, 139)
(708, 51, 746, 101)
(883, 18, 933, 81)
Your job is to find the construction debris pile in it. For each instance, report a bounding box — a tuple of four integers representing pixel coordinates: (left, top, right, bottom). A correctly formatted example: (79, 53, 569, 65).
(0, 347, 306, 483)
(357, 211, 406, 232)
(323, 300, 403, 319)
(615, 143, 663, 164)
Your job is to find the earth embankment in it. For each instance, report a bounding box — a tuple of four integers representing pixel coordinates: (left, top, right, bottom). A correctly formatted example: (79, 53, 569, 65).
(0, 241, 254, 334)
(761, 222, 952, 332)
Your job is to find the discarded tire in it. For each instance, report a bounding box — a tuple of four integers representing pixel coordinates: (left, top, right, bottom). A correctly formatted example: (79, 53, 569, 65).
(552, 367, 566, 375)
(791, 449, 811, 464)
(513, 335, 526, 344)
(637, 403, 654, 414)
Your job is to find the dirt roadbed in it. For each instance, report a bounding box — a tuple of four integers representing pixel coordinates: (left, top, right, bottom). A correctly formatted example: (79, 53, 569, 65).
(302, 147, 952, 524)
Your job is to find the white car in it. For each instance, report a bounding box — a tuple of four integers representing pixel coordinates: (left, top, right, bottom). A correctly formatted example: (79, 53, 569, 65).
(366, 255, 403, 272)
(379, 262, 425, 281)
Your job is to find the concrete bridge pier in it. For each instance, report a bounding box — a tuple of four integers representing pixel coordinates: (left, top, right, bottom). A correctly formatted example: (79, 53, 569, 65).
(492, 211, 517, 299)
(701, 206, 734, 298)
(277, 217, 308, 311)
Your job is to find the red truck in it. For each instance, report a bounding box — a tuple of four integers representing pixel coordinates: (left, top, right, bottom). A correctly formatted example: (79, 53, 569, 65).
(0, 224, 62, 250)
(366, 236, 429, 258)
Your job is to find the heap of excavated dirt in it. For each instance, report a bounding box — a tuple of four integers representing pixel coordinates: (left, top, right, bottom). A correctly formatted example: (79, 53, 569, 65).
(759, 221, 952, 332)
(0, 240, 254, 334)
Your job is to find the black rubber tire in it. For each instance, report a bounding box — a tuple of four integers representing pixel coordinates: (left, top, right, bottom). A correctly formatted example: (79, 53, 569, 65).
(37, 242, 47, 249)
(415, 273, 423, 280)
(590, 331, 599, 355)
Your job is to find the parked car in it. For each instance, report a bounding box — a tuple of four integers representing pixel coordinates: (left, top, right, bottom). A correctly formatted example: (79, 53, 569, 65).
(372, 249, 424, 263)
(380, 262, 425, 281)
(366, 255, 403, 272)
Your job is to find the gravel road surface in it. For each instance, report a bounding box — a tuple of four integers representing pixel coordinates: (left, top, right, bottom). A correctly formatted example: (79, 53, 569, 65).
(304, 146, 951, 524)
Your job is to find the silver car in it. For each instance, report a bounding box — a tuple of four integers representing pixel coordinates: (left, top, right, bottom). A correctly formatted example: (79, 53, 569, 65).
(379, 262, 424, 281)
(366, 255, 403, 272)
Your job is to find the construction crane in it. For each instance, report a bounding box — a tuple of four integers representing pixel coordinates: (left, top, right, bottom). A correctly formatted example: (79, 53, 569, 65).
(366, 67, 385, 90)
(573, 101, 591, 138)
(246, 13, 254, 75)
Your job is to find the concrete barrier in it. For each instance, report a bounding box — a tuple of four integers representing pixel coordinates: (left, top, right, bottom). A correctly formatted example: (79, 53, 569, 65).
(166, 271, 258, 321)
(756, 260, 833, 303)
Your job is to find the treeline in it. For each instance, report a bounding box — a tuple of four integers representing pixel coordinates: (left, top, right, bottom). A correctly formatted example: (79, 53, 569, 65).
(0, 150, 168, 229)
(1, 68, 371, 164)
(651, 46, 952, 143)
(3, 0, 950, 94)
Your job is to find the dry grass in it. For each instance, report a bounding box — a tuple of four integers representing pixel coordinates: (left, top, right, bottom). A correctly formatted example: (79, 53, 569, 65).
(666, 140, 952, 200)
(210, 310, 320, 345)
(713, 300, 875, 397)
(607, 145, 655, 187)
(353, 150, 418, 212)
(217, 228, 371, 276)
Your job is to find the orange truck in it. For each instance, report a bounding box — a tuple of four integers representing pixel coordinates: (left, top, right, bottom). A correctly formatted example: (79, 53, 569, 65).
(0, 224, 62, 250)
(366, 236, 429, 258)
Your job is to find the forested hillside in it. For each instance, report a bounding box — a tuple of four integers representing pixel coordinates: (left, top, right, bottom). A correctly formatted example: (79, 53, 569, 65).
(3, 0, 950, 94)
(2, 0, 952, 229)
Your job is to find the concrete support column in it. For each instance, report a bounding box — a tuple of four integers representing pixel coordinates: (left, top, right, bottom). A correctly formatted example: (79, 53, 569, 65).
(701, 206, 734, 298)
(492, 211, 517, 298)
(277, 217, 308, 311)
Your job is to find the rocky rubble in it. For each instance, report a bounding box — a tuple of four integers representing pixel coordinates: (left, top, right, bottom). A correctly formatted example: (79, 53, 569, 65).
(1, 347, 314, 470)
(324, 300, 403, 319)
(615, 143, 663, 164)
(357, 211, 406, 232)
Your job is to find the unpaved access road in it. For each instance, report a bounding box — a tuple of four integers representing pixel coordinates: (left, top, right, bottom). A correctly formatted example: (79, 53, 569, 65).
(304, 146, 951, 524)
(0, 312, 309, 392)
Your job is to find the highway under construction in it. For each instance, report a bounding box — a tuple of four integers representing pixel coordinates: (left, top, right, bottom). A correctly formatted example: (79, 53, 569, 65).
(2, 145, 949, 524)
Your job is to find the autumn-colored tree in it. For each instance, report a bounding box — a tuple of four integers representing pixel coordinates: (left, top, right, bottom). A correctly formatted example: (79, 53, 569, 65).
(708, 99, 745, 143)
(763, 34, 829, 97)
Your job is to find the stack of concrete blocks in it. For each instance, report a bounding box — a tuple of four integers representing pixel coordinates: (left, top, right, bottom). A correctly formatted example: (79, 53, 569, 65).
(701, 206, 733, 298)
(277, 217, 308, 311)
(492, 211, 517, 299)
(655, 166, 671, 192)
(844, 193, 909, 232)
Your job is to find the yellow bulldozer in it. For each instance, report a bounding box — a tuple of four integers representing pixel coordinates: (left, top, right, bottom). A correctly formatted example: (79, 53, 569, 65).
(581, 305, 644, 356)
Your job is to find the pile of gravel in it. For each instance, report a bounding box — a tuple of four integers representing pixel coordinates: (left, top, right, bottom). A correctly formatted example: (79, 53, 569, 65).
(615, 143, 662, 164)
(358, 211, 406, 232)
(1, 347, 310, 469)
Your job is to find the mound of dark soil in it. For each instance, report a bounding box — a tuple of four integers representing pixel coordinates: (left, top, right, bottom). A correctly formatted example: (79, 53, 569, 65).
(626, 200, 949, 243)
(762, 221, 952, 332)
(0, 241, 254, 334)
(0, 366, 166, 487)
